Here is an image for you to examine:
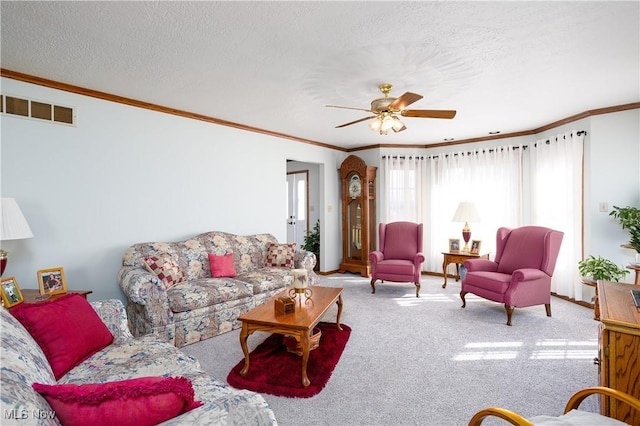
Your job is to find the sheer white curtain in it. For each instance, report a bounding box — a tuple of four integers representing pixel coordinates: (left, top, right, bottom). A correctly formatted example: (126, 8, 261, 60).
(382, 156, 427, 223)
(381, 156, 428, 270)
(528, 131, 584, 300)
(382, 136, 583, 288)
(427, 146, 523, 272)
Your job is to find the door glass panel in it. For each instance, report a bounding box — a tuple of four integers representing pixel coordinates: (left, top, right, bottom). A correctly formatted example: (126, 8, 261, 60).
(297, 180, 306, 221)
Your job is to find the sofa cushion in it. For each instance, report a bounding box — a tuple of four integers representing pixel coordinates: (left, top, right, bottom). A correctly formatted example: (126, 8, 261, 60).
(265, 243, 296, 268)
(236, 268, 294, 295)
(10, 293, 114, 380)
(33, 376, 202, 426)
(208, 253, 237, 278)
(59, 334, 201, 384)
(166, 279, 254, 313)
(144, 255, 186, 288)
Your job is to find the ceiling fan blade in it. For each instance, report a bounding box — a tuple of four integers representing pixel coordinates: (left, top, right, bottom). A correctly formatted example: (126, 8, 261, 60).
(401, 109, 457, 119)
(335, 116, 377, 128)
(388, 92, 423, 111)
(392, 124, 407, 133)
(326, 105, 374, 113)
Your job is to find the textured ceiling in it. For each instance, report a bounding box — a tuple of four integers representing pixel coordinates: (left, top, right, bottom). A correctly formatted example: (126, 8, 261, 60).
(1, 1, 638, 149)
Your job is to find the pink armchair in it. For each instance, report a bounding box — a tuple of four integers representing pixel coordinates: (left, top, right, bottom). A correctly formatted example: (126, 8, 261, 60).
(460, 226, 564, 325)
(369, 222, 425, 297)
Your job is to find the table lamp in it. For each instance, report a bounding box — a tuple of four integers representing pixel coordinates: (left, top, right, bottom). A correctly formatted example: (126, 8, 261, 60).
(452, 202, 480, 253)
(0, 198, 34, 276)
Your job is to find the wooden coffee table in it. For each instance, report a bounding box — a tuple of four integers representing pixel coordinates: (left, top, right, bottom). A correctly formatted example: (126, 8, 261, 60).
(238, 286, 343, 387)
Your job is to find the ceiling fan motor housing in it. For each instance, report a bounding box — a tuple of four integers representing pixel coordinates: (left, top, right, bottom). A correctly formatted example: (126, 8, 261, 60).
(371, 97, 396, 113)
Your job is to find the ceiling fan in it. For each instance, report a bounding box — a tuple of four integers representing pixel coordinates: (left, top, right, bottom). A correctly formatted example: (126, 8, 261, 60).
(326, 83, 456, 135)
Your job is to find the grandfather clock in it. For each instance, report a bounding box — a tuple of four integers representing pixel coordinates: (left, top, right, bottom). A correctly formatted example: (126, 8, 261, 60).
(339, 155, 377, 277)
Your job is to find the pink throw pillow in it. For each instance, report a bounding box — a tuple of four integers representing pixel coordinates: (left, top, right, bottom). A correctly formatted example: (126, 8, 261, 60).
(208, 253, 237, 278)
(265, 243, 296, 268)
(10, 293, 114, 380)
(33, 376, 203, 426)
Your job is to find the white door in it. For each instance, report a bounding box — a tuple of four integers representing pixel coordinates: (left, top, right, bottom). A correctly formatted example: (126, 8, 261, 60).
(286, 171, 308, 248)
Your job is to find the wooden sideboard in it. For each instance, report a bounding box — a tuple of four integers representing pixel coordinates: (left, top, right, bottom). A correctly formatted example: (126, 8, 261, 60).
(596, 280, 640, 424)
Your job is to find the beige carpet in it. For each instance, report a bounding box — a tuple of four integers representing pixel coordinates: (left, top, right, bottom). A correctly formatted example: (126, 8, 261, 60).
(182, 274, 600, 426)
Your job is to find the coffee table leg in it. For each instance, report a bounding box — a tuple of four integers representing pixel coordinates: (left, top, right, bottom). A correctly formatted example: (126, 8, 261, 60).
(239, 323, 250, 376)
(301, 331, 311, 387)
(335, 295, 343, 331)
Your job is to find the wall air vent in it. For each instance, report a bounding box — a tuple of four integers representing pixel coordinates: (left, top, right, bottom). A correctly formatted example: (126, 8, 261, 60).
(1, 94, 75, 125)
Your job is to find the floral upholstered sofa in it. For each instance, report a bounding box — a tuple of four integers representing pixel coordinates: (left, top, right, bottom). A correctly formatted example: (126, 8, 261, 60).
(118, 231, 318, 348)
(1, 297, 277, 425)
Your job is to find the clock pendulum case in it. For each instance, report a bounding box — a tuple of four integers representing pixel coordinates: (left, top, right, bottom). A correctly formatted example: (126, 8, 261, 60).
(339, 155, 377, 277)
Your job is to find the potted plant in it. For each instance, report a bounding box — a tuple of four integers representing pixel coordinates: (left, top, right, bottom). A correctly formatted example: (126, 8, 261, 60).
(609, 205, 640, 254)
(302, 220, 320, 271)
(578, 255, 629, 283)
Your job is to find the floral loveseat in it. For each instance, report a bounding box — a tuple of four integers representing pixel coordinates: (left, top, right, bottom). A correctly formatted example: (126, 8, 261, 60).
(1, 296, 277, 425)
(118, 231, 318, 348)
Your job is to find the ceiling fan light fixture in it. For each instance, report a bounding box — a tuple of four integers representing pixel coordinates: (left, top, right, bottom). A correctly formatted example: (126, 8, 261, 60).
(369, 117, 382, 131)
(391, 116, 405, 131)
(380, 114, 395, 132)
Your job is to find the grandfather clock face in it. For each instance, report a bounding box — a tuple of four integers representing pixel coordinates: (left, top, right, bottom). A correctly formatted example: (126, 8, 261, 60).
(348, 174, 362, 197)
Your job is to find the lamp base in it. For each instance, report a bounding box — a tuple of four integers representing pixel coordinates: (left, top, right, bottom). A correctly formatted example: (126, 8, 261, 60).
(462, 228, 472, 253)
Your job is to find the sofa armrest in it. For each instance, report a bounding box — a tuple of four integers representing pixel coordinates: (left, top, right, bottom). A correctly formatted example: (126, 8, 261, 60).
(91, 299, 134, 344)
(117, 266, 167, 304)
(294, 250, 320, 285)
(117, 266, 173, 341)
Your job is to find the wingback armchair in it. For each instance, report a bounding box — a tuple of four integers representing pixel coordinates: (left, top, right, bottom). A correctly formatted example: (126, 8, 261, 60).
(369, 222, 425, 297)
(460, 226, 564, 325)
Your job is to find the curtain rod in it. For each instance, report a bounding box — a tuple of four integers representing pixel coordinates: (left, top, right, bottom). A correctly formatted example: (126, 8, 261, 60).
(382, 130, 587, 160)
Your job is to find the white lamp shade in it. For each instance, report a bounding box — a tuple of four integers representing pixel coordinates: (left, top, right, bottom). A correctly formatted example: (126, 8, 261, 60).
(452, 202, 480, 223)
(1, 198, 34, 240)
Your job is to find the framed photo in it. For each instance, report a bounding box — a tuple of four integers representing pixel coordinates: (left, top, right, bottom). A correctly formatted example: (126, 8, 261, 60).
(470, 240, 482, 255)
(37, 267, 67, 296)
(1, 276, 24, 308)
(449, 238, 460, 253)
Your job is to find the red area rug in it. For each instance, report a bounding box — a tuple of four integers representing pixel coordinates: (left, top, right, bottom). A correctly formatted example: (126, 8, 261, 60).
(227, 322, 351, 398)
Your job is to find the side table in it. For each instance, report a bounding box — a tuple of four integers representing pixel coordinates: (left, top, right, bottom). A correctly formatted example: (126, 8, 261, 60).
(442, 252, 489, 288)
(626, 264, 640, 286)
(581, 278, 599, 320)
(19, 289, 92, 304)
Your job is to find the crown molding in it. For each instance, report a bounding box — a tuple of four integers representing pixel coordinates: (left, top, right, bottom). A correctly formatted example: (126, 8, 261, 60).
(0, 68, 346, 152)
(2, 69, 637, 154)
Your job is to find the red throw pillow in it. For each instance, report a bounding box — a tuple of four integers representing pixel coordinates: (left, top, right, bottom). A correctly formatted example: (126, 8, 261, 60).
(33, 376, 203, 426)
(208, 253, 236, 278)
(10, 293, 114, 380)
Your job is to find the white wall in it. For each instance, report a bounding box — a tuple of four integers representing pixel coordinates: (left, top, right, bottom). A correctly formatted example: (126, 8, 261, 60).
(0, 77, 346, 301)
(584, 109, 640, 267)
